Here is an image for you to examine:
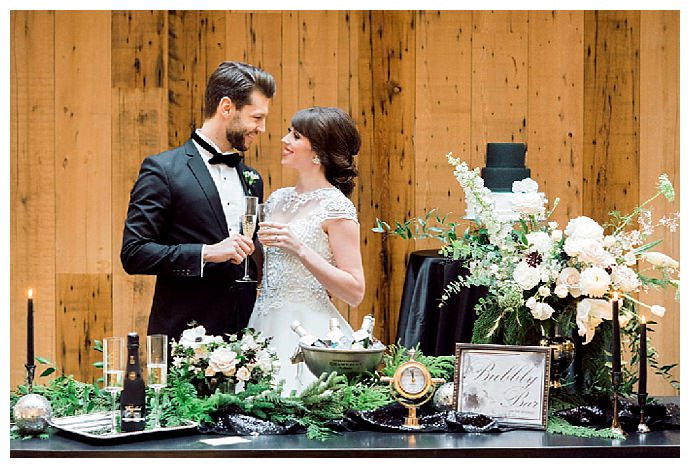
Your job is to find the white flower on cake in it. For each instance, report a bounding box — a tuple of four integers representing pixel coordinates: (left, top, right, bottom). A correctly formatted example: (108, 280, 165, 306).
(512, 192, 547, 217)
(579, 267, 611, 297)
(512, 178, 539, 193)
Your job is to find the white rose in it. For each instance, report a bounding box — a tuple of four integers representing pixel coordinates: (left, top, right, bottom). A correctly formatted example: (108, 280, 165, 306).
(641, 252, 680, 269)
(563, 238, 586, 257)
(236, 366, 251, 382)
(538, 286, 551, 297)
(512, 178, 540, 193)
(564, 216, 604, 241)
(551, 229, 563, 242)
(577, 240, 615, 267)
(513, 261, 541, 291)
(651, 305, 666, 317)
(530, 302, 555, 320)
(526, 231, 553, 255)
(180, 325, 216, 350)
(579, 267, 611, 298)
(576, 298, 612, 344)
(525, 296, 537, 309)
(611, 265, 641, 293)
(208, 347, 239, 377)
(554, 284, 569, 298)
(512, 192, 547, 216)
(557, 267, 582, 298)
(256, 349, 274, 373)
(240, 334, 258, 352)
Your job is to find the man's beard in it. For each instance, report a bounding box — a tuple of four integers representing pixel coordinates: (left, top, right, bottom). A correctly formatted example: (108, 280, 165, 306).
(226, 127, 248, 152)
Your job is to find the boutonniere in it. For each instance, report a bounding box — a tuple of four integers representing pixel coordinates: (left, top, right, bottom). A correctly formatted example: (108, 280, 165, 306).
(243, 170, 260, 187)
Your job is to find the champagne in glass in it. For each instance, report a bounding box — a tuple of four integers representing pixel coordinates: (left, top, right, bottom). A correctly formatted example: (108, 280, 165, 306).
(236, 196, 259, 283)
(146, 334, 168, 428)
(103, 336, 125, 434)
(257, 203, 271, 288)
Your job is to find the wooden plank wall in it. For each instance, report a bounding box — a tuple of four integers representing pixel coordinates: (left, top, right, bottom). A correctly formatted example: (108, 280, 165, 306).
(9, 10, 680, 395)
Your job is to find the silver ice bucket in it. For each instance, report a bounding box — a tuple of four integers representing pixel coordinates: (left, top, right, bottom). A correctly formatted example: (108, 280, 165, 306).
(296, 344, 386, 377)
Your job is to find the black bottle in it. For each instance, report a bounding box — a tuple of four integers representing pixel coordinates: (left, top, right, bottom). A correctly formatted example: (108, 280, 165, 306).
(120, 332, 146, 432)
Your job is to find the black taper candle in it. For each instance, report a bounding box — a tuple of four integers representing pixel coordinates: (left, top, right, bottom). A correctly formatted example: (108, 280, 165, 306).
(27, 289, 34, 367)
(639, 316, 647, 396)
(611, 292, 621, 377)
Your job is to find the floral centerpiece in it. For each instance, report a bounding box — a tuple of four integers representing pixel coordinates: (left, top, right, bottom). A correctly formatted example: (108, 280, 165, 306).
(375, 153, 680, 395)
(170, 325, 280, 395)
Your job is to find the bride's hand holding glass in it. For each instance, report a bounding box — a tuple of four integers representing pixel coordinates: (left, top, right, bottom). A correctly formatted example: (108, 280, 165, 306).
(258, 222, 302, 254)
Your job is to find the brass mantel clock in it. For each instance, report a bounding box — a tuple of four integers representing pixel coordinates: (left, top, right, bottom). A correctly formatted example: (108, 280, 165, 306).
(381, 349, 445, 429)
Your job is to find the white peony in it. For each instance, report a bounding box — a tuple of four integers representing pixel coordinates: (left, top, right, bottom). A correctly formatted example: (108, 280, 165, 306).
(530, 302, 555, 321)
(512, 192, 547, 216)
(557, 267, 582, 298)
(207, 347, 239, 377)
(564, 216, 604, 241)
(611, 265, 641, 293)
(563, 238, 587, 257)
(526, 231, 553, 255)
(513, 261, 541, 291)
(512, 178, 539, 193)
(554, 283, 569, 298)
(180, 325, 217, 350)
(651, 305, 666, 317)
(579, 267, 611, 297)
(640, 252, 680, 269)
(576, 298, 612, 344)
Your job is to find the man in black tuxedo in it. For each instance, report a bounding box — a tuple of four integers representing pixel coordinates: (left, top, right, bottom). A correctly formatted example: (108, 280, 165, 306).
(121, 61, 276, 342)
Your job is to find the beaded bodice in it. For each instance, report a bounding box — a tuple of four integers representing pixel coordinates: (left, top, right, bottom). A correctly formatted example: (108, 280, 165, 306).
(256, 186, 357, 306)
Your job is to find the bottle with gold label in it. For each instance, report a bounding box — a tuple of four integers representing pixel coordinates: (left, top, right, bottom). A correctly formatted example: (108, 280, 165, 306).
(119, 332, 146, 432)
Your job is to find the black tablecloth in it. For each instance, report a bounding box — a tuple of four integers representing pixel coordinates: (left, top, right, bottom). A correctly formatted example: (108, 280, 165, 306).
(396, 250, 487, 356)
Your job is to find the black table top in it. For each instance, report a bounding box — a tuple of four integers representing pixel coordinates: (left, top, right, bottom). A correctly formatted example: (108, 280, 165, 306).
(10, 427, 679, 458)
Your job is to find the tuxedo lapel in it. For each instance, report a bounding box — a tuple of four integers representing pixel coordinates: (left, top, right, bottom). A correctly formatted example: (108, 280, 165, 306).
(237, 162, 251, 197)
(184, 140, 229, 235)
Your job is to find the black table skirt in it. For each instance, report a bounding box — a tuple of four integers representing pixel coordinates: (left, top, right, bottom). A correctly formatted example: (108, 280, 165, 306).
(10, 427, 679, 457)
(396, 250, 486, 355)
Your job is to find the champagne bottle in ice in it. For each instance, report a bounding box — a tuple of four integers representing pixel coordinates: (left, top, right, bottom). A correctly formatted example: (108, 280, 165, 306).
(352, 315, 375, 350)
(290, 320, 329, 348)
(326, 318, 351, 349)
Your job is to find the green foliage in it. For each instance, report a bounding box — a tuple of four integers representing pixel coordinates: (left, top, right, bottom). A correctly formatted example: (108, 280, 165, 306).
(382, 342, 455, 381)
(547, 415, 626, 440)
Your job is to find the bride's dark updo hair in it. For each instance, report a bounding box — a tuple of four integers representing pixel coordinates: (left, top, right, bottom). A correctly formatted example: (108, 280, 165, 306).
(291, 107, 360, 197)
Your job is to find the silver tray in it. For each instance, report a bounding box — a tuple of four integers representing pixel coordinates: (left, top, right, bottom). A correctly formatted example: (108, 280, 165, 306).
(49, 411, 197, 441)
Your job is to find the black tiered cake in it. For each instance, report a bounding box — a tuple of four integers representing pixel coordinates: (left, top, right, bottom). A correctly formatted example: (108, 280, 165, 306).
(481, 143, 530, 192)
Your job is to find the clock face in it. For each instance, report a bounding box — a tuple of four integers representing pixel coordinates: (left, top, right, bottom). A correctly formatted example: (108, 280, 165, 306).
(399, 365, 428, 396)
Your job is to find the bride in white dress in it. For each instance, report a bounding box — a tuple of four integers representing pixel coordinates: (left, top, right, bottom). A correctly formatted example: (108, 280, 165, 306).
(248, 107, 365, 394)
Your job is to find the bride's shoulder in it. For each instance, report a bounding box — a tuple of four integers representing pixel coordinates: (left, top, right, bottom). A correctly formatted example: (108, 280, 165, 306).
(267, 186, 295, 202)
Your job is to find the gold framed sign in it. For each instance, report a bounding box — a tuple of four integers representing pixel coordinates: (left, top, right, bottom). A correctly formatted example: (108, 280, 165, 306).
(452, 343, 551, 430)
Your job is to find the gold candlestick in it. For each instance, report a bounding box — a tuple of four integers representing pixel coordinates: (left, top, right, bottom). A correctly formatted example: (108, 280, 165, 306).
(610, 372, 627, 436)
(637, 392, 650, 433)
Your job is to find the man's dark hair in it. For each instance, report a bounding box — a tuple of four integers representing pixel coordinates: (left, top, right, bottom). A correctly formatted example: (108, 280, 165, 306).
(204, 61, 276, 118)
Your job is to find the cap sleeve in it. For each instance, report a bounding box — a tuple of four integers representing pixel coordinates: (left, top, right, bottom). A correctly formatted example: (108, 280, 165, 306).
(322, 192, 358, 223)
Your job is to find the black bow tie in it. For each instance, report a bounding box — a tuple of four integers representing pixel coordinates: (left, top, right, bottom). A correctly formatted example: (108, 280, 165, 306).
(191, 131, 243, 168)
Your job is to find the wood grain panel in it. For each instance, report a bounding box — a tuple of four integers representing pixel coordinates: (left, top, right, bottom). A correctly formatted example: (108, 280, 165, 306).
(370, 11, 417, 343)
(639, 10, 680, 396)
(168, 10, 202, 148)
(528, 11, 584, 227)
(56, 274, 113, 384)
(226, 12, 286, 192)
(471, 11, 529, 169)
(111, 11, 166, 90)
(111, 11, 168, 339)
(10, 11, 56, 387)
(415, 11, 473, 252)
(54, 11, 112, 275)
(353, 12, 387, 341)
(583, 11, 640, 222)
(296, 11, 339, 108)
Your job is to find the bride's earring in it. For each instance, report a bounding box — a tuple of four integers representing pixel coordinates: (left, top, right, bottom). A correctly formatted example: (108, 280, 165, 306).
(312, 156, 321, 165)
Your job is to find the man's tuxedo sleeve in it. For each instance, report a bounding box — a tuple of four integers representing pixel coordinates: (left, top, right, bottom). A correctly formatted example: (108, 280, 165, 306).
(121, 156, 203, 277)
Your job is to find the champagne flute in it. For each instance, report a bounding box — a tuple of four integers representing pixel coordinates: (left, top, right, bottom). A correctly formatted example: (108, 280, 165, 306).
(103, 336, 125, 434)
(257, 203, 271, 289)
(236, 195, 259, 283)
(146, 334, 168, 428)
